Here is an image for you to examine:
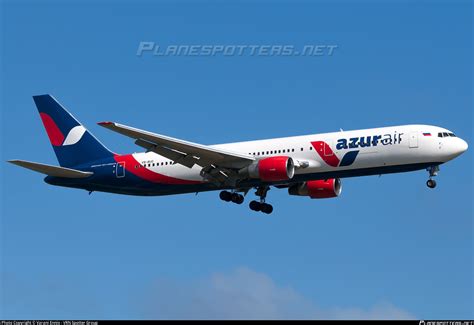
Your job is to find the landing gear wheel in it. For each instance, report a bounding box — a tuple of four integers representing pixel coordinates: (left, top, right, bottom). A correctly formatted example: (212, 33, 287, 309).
(231, 193, 244, 204)
(249, 186, 274, 213)
(219, 191, 232, 202)
(426, 179, 437, 189)
(260, 203, 273, 214)
(249, 200, 261, 211)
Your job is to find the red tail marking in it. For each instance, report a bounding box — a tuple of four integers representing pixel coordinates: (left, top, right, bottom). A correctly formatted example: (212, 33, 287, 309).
(39, 112, 64, 146)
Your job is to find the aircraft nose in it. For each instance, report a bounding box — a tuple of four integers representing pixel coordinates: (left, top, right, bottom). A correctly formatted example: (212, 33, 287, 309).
(443, 137, 468, 161)
(458, 138, 468, 154)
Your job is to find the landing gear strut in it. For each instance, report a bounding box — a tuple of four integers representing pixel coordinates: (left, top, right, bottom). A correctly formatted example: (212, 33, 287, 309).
(219, 190, 244, 204)
(249, 186, 273, 214)
(426, 165, 439, 189)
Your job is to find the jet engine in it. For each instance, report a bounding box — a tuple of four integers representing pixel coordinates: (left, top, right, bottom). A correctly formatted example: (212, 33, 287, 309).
(288, 178, 342, 199)
(241, 156, 295, 181)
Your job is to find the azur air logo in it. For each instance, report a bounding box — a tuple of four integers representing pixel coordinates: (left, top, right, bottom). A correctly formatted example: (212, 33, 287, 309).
(312, 132, 403, 167)
(336, 132, 403, 150)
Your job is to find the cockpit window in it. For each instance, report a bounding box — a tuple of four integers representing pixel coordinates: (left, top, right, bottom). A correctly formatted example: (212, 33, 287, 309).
(438, 132, 457, 138)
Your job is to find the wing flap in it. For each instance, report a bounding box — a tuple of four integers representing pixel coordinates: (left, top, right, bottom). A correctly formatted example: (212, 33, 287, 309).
(8, 160, 93, 178)
(134, 138, 196, 168)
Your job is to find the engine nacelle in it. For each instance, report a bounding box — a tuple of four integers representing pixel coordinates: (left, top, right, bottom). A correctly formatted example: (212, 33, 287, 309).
(241, 156, 295, 181)
(288, 178, 342, 199)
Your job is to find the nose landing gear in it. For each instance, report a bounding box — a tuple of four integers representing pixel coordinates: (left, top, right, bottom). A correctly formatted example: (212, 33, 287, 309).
(426, 179, 436, 189)
(426, 165, 439, 189)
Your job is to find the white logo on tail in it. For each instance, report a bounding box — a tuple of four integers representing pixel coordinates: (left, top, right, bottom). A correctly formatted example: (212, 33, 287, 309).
(63, 125, 87, 146)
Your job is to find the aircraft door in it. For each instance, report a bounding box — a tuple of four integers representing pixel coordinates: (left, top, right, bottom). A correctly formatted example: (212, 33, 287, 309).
(409, 132, 418, 148)
(324, 139, 334, 156)
(116, 161, 125, 178)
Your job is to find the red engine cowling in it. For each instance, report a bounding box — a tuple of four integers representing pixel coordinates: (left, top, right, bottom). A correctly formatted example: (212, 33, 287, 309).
(288, 178, 342, 199)
(244, 156, 295, 181)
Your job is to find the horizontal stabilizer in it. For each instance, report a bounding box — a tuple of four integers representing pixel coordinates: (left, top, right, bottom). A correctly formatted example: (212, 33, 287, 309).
(8, 160, 93, 178)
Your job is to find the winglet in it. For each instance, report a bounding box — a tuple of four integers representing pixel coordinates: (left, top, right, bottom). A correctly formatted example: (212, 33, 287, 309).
(98, 121, 114, 126)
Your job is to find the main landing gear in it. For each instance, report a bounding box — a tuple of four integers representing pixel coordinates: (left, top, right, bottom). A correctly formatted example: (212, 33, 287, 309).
(249, 186, 273, 214)
(249, 200, 273, 214)
(219, 186, 274, 214)
(426, 165, 439, 189)
(219, 190, 244, 204)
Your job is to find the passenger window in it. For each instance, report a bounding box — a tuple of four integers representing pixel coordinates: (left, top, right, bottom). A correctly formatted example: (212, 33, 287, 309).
(309, 147, 313, 150)
(301, 148, 303, 151)
(292, 149, 295, 152)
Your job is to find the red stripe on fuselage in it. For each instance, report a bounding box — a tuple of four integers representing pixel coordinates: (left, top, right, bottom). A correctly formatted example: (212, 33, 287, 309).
(39, 112, 65, 146)
(113, 154, 203, 185)
(311, 141, 340, 167)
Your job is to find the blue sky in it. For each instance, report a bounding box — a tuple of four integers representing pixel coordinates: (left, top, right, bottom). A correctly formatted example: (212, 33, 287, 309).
(1, 0, 472, 319)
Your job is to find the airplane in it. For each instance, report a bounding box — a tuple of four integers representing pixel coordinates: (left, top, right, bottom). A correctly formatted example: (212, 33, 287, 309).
(8, 95, 468, 214)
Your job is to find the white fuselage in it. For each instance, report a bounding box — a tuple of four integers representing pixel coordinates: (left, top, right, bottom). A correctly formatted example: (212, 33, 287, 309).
(129, 124, 468, 183)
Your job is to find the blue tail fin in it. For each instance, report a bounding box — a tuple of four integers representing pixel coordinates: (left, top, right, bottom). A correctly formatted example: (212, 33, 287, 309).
(33, 94, 114, 168)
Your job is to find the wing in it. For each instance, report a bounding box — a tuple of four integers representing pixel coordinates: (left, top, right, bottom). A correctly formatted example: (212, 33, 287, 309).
(8, 160, 93, 178)
(98, 122, 255, 170)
